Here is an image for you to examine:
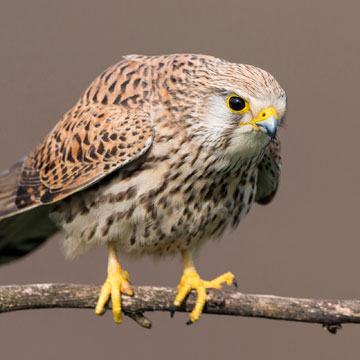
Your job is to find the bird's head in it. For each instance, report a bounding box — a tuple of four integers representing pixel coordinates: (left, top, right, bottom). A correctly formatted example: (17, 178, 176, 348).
(179, 56, 287, 159)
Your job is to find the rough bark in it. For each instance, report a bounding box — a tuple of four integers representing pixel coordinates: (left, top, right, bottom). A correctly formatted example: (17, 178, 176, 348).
(1, 283, 359, 333)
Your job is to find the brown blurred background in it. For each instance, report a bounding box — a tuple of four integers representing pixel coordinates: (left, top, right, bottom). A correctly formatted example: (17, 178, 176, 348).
(0, 0, 359, 359)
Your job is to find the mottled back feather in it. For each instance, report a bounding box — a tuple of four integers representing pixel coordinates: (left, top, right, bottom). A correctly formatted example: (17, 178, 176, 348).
(1, 58, 154, 218)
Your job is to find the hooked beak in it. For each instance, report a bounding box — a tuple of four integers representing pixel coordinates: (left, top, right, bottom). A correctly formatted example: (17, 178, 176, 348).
(239, 107, 278, 139)
(256, 114, 277, 139)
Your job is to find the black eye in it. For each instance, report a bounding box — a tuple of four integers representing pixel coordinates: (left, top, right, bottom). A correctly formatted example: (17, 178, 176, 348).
(227, 95, 247, 113)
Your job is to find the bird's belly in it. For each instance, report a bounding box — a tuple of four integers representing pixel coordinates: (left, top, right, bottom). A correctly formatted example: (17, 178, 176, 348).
(51, 169, 257, 258)
(120, 186, 255, 257)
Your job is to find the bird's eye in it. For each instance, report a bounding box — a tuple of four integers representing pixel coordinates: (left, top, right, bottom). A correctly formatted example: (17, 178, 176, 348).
(227, 95, 249, 113)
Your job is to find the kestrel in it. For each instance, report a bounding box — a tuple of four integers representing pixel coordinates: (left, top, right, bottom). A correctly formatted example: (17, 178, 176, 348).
(0, 54, 286, 324)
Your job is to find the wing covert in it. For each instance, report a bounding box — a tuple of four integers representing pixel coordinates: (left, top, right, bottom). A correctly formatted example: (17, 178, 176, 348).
(16, 103, 153, 209)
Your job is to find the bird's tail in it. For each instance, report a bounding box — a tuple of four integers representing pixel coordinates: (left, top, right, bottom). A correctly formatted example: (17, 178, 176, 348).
(0, 159, 57, 265)
(0, 158, 24, 219)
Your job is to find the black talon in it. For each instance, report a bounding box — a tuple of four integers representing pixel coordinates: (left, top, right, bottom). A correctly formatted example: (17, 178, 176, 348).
(170, 304, 178, 318)
(186, 319, 194, 326)
(233, 277, 238, 289)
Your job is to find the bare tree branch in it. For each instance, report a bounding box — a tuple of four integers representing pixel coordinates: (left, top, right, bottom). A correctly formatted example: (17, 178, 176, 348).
(1, 283, 359, 333)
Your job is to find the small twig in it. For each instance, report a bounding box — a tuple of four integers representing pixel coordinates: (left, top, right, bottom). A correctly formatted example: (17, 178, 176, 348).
(0, 283, 359, 333)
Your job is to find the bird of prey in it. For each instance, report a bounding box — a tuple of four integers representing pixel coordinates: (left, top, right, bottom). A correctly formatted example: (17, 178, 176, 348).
(0, 54, 286, 324)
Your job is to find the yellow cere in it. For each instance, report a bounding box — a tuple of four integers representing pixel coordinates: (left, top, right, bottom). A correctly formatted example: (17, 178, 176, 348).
(238, 106, 278, 130)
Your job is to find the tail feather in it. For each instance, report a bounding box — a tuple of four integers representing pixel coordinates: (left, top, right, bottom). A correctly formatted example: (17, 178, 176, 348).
(0, 158, 58, 264)
(0, 159, 24, 219)
(0, 205, 57, 264)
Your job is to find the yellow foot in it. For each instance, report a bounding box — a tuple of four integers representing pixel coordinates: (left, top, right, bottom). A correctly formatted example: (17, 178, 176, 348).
(172, 268, 236, 324)
(94, 266, 133, 323)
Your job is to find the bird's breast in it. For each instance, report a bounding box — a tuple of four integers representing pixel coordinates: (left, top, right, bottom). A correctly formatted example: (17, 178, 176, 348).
(51, 138, 260, 258)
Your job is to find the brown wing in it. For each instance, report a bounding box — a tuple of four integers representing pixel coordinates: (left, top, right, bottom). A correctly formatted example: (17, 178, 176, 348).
(255, 136, 281, 205)
(15, 104, 153, 210)
(3, 57, 155, 214)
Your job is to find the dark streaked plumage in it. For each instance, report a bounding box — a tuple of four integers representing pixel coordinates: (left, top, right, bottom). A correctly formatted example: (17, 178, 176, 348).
(0, 54, 286, 323)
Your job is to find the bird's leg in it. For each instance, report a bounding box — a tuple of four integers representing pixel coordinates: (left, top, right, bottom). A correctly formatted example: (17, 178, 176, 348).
(95, 243, 133, 323)
(173, 250, 235, 324)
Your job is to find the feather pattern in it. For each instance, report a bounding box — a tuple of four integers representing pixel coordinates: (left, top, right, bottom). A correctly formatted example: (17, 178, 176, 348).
(0, 54, 286, 265)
